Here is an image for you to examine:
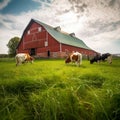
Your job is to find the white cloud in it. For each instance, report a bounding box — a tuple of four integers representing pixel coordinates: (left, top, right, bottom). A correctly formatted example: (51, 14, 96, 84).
(0, 0, 11, 10)
(83, 27, 120, 54)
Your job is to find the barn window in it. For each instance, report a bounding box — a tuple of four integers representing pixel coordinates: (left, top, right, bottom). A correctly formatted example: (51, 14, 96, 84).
(38, 27, 42, 32)
(45, 41, 48, 47)
(27, 30, 30, 35)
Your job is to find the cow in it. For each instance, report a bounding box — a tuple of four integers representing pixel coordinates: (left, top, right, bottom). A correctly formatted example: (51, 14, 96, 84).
(65, 51, 82, 66)
(90, 53, 112, 64)
(15, 53, 34, 66)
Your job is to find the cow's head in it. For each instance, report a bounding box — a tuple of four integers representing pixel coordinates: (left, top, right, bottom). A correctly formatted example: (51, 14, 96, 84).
(90, 59, 94, 64)
(25, 55, 34, 63)
(65, 56, 71, 63)
(29, 56, 34, 63)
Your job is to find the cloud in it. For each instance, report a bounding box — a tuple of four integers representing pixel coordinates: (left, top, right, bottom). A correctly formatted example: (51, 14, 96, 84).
(0, 0, 11, 10)
(83, 27, 120, 53)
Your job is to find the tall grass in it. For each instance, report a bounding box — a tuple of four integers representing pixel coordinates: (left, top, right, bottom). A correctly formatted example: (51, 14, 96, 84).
(0, 58, 120, 120)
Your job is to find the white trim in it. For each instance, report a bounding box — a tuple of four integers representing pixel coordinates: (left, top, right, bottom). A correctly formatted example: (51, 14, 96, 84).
(60, 43, 62, 52)
(45, 41, 48, 47)
(46, 31, 48, 47)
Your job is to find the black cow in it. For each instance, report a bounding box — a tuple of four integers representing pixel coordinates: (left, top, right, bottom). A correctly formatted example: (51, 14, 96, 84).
(90, 53, 112, 64)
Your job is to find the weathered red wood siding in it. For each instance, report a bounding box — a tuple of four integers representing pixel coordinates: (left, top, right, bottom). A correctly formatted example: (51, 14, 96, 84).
(23, 22, 46, 49)
(61, 44, 96, 57)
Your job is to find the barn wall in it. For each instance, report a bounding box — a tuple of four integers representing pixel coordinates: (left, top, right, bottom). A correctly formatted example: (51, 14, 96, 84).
(17, 40, 29, 53)
(36, 30, 61, 58)
(22, 22, 46, 49)
(62, 44, 96, 57)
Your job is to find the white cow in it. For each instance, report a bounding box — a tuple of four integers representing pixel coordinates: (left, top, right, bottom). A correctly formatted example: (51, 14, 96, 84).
(15, 53, 34, 66)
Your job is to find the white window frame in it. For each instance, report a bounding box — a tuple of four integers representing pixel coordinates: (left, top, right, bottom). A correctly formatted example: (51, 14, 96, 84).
(27, 30, 30, 35)
(38, 27, 42, 32)
(45, 41, 48, 47)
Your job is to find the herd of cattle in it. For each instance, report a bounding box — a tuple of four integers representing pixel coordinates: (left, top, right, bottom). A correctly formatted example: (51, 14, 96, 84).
(15, 52, 112, 66)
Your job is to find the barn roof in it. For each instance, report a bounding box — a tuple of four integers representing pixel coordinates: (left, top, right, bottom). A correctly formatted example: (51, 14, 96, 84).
(32, 19, 92, 50)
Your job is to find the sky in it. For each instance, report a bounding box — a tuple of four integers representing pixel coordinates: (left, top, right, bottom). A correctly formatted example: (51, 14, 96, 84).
(0, 0, 120, 54)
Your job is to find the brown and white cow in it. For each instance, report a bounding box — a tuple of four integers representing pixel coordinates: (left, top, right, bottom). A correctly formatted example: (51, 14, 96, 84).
(15, 53, 34, 66)
(65, 51, 82, 66)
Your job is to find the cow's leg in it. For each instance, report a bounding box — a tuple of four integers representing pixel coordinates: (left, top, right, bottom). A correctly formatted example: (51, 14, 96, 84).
(76, 61, 80, 66)
(77, 62, 80, 66)
(16, 57, 19, 66)
(16, 60, 18, 66)
(75, 61, 78, 66)
(107, 55, 112, 64)
(18, 58, 23, 66)
(16, 61, 20, 66)
(79, 59, 81, 66)
(97, 60, 100, 64)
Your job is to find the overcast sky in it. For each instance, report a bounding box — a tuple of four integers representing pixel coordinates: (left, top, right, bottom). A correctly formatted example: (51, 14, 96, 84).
(0, 0, 120, 54)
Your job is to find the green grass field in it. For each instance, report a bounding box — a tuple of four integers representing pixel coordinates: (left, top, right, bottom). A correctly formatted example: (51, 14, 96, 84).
(0, 58, 120, 120)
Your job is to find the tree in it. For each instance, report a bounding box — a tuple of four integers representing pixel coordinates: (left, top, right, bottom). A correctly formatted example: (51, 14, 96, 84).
(7, 37, 20, 56)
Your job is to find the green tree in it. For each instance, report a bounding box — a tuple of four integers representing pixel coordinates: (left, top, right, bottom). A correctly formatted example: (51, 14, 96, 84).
(7, 37, 20, 56)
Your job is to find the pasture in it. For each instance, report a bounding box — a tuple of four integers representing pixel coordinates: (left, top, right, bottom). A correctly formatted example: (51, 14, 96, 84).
(0, 57, 120, 120)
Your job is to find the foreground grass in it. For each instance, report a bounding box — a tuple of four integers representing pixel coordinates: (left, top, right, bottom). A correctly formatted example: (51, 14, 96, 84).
(0, 58, 120, 120)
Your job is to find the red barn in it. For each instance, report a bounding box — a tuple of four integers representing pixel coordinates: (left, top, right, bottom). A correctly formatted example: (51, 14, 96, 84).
(16, 19, 97, 58)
